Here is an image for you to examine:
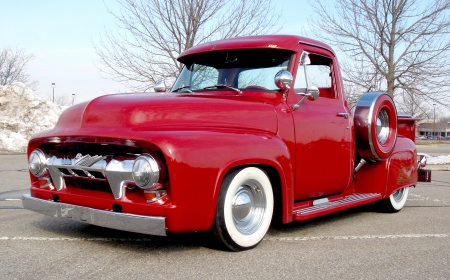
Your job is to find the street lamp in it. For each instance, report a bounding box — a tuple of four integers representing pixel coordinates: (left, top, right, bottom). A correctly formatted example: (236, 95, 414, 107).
(433, 103, 436, 138)
(51, 83, 55, 103)
(72, 94, 75, 105)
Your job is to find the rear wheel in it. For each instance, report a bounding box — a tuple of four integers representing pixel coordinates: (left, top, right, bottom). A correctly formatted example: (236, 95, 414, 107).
(376, 187, 409, 213)
(212, 167, 274, 251)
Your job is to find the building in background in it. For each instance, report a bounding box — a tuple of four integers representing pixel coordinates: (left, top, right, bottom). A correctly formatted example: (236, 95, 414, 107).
(417, 120, 450, 139)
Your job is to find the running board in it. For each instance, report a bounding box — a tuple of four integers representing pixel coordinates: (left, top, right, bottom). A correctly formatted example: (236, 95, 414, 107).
(293, 193, 382, 221)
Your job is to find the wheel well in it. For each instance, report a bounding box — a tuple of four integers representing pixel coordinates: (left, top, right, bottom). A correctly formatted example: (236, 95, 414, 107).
(223, 164, 283, 225)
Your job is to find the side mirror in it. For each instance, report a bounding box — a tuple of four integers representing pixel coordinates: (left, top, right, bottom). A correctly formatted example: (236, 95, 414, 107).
(274, 70, 293, 91)
(306, 85, 319, 101)
(300, 51, 311, 66)
(154, 80, 166, 92)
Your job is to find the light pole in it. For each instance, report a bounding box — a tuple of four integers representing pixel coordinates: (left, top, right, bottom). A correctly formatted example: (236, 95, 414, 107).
(52, 83, 55, 103)
(433, 103, 436, 138)
(72, 94, 75, 105)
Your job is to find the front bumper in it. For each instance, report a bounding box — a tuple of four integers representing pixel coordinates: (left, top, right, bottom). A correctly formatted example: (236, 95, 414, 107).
(22, 194, 166, 236)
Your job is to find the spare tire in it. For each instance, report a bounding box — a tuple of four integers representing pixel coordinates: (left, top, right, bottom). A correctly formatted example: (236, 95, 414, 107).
(354, 92, 397, 161)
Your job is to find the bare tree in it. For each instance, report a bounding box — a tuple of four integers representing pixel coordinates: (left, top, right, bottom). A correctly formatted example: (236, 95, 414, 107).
(0, 46, 37, 90)
(48, 93, 77, 106)
(394, 88, 432, 118)
(344, 83, 365, 110)
(440, 115, 450, 123)
(309, 0, 450, 111)
(95, 0, 281, 91)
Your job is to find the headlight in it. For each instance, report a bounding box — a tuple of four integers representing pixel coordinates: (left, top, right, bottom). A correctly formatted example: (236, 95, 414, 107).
(132, 154, 160, 188)
(29, 149, 47, 177)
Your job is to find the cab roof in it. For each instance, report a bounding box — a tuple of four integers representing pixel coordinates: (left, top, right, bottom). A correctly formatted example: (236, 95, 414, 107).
(177, 35, 335, 61)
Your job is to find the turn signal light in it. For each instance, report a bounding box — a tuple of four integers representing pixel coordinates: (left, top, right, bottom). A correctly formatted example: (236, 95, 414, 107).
(144, 190, 167, 203)
(38, 177, 55, 190)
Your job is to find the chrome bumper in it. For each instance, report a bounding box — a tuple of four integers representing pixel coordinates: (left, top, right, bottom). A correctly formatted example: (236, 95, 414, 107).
(22, 194, 166, 236)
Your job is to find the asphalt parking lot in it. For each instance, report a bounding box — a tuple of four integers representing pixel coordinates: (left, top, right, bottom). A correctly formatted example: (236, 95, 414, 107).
(0, 152, 449, 279)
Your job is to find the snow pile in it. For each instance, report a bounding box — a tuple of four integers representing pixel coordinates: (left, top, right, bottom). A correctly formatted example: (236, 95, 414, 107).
(0, 83, 64, 153)
(422, 154, 450, 165)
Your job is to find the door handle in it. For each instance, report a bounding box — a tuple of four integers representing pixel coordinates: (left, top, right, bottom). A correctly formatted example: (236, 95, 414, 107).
(337, 112, 349, 119)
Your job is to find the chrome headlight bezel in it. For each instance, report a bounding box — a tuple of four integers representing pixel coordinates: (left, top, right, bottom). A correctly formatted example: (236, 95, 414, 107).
(132, 154, 160, 189)
(29, 149, 47, 177)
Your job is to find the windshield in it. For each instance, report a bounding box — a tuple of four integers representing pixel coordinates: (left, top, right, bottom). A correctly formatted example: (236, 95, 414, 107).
(172, 49, 292, 92)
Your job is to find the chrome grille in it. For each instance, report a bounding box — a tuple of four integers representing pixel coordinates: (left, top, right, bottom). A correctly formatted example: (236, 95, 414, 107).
(58, 167, 106, 180)
(46, 154, 135, 200)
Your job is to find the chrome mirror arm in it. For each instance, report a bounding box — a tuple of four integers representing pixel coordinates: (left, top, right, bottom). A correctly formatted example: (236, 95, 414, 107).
(292, 94, 310, 110)
(292, 86, 320, 111)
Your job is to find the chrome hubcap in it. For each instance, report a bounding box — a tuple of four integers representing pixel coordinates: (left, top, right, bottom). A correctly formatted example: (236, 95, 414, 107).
(376, 109, 389, 144)
(392, 188, 406, 203)
(232, 180, 266, 235)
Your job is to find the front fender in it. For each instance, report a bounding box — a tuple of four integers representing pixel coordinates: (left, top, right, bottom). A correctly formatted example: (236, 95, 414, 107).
(133, 129, 293, 232)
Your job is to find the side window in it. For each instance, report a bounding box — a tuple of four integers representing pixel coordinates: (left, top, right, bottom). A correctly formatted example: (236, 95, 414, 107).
(294, 53, 335, 98)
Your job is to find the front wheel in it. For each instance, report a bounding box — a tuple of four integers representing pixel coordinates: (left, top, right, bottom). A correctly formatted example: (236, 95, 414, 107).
(211, 167, 274, 251)
(376, 187, 409, 213)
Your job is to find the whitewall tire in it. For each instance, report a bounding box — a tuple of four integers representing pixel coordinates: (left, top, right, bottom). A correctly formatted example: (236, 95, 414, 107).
(376, 187, 409, 213)
(212, 167, 274, 251)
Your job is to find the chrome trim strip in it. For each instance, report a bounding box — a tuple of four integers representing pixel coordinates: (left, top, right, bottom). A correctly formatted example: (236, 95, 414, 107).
(312, 197, 329, 206)
(337, 112, 350, 119)
(22, 194, 166, 236)
(294, 193, 381, 215)
(357, 92, 385, 160)
(367, 93, 381, 159)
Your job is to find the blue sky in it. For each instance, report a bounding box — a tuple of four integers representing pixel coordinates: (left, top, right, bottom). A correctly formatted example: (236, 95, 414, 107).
(1, 0, 313, 103)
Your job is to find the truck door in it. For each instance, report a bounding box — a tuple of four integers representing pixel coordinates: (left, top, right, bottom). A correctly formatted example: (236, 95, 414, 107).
(290, 50, 353, 201)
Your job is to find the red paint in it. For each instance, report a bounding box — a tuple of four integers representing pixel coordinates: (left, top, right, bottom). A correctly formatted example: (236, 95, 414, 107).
(27, 35, 424, 235)
(398, 116, 420, 143)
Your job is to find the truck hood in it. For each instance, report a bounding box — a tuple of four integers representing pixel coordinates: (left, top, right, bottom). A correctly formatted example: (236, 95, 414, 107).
(51, 92, 278, 136)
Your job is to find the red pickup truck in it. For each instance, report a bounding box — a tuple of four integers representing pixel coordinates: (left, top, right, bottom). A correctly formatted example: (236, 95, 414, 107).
(23, 35, 430, 251)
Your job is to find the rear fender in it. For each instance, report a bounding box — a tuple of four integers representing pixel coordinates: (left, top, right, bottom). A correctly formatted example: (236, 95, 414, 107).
(385, 138, 417, 197)
(354, 137, 417, 197)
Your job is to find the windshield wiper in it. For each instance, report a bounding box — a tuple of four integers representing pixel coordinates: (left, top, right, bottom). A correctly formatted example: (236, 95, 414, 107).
(172, 85, 193, 93)
(202, 84, 242, 94)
